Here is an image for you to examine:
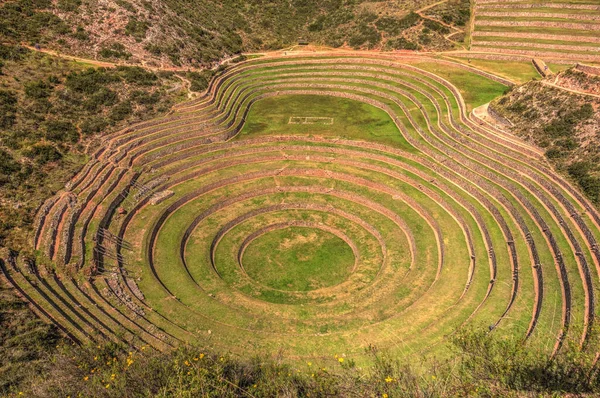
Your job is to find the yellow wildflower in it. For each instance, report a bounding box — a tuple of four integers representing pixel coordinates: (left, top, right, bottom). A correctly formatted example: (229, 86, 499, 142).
(83, 376, 89, 381)
(338, 357, 344, 363)
(385, 376, 393, 383)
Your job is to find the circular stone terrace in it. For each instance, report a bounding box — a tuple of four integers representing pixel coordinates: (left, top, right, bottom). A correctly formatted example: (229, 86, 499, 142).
(3, 53, 600, 367)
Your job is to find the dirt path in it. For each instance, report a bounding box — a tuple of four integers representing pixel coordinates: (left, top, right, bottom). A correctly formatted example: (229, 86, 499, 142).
(541, 80, 600, 99)
(174, 75, 198, 99)
(25, 45, 117, 68)
(417, 0, 448, 13)
(24, 45, 204, 72)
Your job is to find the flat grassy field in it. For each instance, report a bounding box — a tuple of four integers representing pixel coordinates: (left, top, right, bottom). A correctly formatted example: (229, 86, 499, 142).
(242, 226, 356, 291)
(238, 94, 412, 150)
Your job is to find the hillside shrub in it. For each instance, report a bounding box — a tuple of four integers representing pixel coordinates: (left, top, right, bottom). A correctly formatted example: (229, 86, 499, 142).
(109, 101, 133, 122)
(72, 25, 89, 41)
(99, 43, 131, 60)
(24, 79, 53, 99)
(544, 104, 593, 138)
(348, 23, 380, 49)
(65, 68, 119, 95)
(0, 149, 20, 177)
(116, 66, 157, 86)
(130, 89, 159, 105)
(125, 17, 149, 41)
(43, 120, 78, 143)
(115, 0, 136, 13)
(23, 143, 62, 165)
(57, 0, 81, 12)
(386, 37, 419, 50)
(424, 19, 449, 34)
(80, 117, 108, 135)
(186, 70, 214, 92)
(0, 90, 18, 128)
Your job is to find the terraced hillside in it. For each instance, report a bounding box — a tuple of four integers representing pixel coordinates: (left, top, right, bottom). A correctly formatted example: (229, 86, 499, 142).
(471, 0, 600, 62)
(3, 54, 600, 366)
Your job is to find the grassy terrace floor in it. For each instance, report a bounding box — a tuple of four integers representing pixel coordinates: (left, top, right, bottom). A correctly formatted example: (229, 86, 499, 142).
(3, 53, 599, 369)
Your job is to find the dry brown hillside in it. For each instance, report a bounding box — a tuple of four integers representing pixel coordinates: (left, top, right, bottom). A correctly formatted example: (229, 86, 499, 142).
(491, 67, 600, 203)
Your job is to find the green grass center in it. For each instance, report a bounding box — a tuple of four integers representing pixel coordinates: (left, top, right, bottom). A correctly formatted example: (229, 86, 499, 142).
(242, 226, 355, 291)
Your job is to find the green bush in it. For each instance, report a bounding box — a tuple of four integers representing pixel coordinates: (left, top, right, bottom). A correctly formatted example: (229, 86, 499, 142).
(43, 120, 79, 143)
(130, 89, 159, 105)
(115, 0, 136, 12)
(423, 19, 449, 34)
(0, 149, 20, 176)
(545, 147, 564, 159)
(186, 70, 214, 92)
(84, 87, 119, 111)
(80, 117, 109, 135)
(65, 68, 119, 95)
(231, 54, 247, 63)
(556, 137, 578, 151)
(116, 66, 157, 86)
(24, 79, 53, 99)
(72, 25, 89, 41)
(386, 37, 419, 51)
(109, 101, 133, 122)
(125, 17, 149, 41)
(57, 0, 81, 12)
(0, 90, 18, 128)
(98, 43, 131, 60)
(23, 143, 62, 165)
(348, 23, 380, 49)
(308, 15, 326, 32)
(579, 175, 600, 203)
(0, 44, 26, 61)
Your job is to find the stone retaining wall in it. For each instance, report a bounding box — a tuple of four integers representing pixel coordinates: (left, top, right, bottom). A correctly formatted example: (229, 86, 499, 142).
(576, 63, 600, 76)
